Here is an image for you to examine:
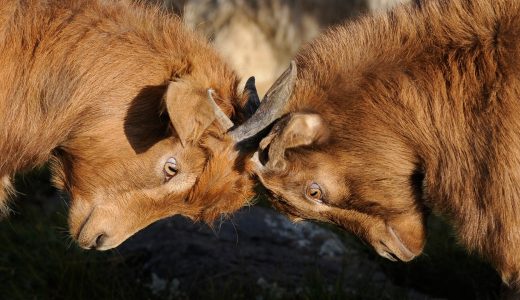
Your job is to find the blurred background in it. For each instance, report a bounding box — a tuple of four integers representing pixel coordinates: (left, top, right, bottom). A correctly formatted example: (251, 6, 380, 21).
(1, 0, 503, 299)
(150, 0, 413, 94)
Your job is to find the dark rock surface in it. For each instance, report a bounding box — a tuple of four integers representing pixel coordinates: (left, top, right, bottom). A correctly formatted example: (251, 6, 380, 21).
(120, 206, 439, 299)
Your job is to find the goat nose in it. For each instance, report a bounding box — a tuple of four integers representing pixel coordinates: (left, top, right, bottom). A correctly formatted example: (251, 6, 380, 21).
(89, 233, 107, 250)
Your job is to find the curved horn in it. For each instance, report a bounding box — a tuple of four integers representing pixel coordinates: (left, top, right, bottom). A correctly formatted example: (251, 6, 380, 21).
(207, 88, 234, 131)
(230, 60, 297, 142)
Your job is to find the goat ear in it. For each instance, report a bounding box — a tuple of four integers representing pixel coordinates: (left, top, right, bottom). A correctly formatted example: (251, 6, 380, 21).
(165, 81, 216, 146)
(259, 113, 329, 171)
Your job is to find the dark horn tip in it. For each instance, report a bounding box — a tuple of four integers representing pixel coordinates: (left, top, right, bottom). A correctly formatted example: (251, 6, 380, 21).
(244, 76, 260, 117)
(245, 76, 256, 88)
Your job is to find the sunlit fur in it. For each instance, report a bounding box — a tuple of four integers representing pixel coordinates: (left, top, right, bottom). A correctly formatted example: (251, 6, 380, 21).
(0, 0, 253, 248)
(255, 0, 520, 289)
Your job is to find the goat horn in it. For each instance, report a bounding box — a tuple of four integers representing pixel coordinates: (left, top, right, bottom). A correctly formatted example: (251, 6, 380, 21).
(207, 88, 234, 131)
(243, 76, 261, 118)
(230, 60, 297, 142)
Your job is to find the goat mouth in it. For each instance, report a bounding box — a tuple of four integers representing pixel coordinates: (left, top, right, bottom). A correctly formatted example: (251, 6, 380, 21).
(380, 250, 400, 262)
(376, 225, 417, 262)
(378, 240, 408, 262)
(387, 225, 417, 261)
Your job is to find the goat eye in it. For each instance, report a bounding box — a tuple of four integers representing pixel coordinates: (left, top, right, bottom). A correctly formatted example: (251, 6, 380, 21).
(163, 157, 178, 181)
(305, 182, 323, 203)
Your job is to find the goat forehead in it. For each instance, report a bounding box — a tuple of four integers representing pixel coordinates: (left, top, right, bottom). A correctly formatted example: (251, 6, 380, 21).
(141, 172, 198, 199)
(60, 139, 208, 192)
(280, 152, 349, 182)
(66, 168, 200, 215)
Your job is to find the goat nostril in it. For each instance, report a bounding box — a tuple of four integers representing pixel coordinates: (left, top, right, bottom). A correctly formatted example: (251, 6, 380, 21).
(90, 233, 106, 250)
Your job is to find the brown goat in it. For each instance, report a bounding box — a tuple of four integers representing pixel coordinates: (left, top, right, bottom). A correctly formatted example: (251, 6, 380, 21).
(0, 0, 254, 250)
(244, 0, 520, 290)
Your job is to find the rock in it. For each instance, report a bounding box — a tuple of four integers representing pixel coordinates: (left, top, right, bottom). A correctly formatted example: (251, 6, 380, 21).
(119, 206, 437, 299)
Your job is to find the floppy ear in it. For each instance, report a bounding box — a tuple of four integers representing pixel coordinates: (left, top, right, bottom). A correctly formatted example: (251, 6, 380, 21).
(165, 81, 217, 146)
(259, 113, 330, 171)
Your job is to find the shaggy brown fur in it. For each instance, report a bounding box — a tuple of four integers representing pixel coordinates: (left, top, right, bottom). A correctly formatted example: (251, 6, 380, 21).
(252, 0, 520, 289)
(0, 0, 253, 250)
